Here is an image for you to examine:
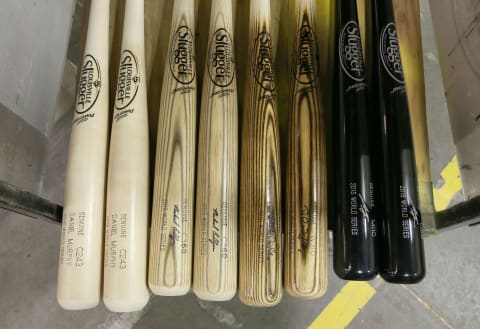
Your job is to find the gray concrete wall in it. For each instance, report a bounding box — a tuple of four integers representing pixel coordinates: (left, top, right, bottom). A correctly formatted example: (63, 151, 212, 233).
(0, 0, 75, 135)
(0, 103, 46, 194)
(429, 0, 480, 199)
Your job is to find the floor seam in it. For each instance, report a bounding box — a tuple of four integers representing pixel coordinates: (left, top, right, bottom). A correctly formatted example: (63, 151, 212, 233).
(400, 284, 459, 329)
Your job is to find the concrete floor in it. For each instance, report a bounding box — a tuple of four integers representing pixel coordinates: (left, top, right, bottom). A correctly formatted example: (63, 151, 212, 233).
(1, 0, 480, 329)
(2, 152, 479, 329)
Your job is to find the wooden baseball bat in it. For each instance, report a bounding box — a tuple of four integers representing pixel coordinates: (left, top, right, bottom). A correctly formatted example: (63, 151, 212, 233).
(284, 0, 328, 299)
(239, 0, 282, 307)
(332, 0, 378, 281)
(371, 0, 425, 283)
(148, 0, 196, 296)
(103, 0, 150, 312)
(392, 0, 435, 233)
(57, 0, 110, 310)
(192, 0, 238, 301)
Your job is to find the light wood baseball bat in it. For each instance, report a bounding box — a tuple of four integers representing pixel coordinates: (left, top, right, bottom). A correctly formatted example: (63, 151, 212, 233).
(392, 0, 435, 233)
(148, 0, 196, 296)
(103, 0, 150, 312)
(57, 0, 110, 310)
(193, 0, 238, 301)
(284, 0, 328, 299)
(239, 0, 282, 307)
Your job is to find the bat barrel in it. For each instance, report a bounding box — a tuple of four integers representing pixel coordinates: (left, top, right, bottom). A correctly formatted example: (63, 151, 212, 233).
(193, 0, 238, 301)
(103, 0, 150, 312)
(148, 0, 197, 296)
(284, 0, 328, 298)
(332, 0, 378, 281)
(57, 0, 111, 310)
(239, 0, 283, 307)
(371, 0, 425, 284)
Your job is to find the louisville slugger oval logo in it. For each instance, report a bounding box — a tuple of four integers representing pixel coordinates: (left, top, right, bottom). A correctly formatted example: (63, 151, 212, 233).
(170, 25, 195, 85)
(208, 28, 234, 87)
(339, 21, 365, 82)
(294, 23, 317, 84)
(253, 31, 275, 91)
(380, 23, 404, 84)
(115, 50, 140, 110)
(76, 54, 101, 114)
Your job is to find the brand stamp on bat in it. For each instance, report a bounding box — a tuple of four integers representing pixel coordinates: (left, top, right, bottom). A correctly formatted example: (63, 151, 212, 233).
(380, 22, 404, 84)
(339, 21, 365, 82)
(253, 31, 275, 92)
(76, 54, 101, 114)
(295, 23, 317, 84)
(170, 26, 195, 85)
(115, 50, 140, 110)
(208, 28, 234, 88)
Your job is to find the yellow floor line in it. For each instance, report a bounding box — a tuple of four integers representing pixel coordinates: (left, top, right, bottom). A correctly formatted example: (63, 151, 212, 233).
(433, 155, 462, 211)
(308, 282, 376, 329)
(306, 156, 460, 329)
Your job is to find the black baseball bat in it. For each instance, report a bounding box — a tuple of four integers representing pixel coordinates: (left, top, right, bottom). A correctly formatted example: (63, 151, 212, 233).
(332, 0, 378, 280)
(371, 0, 425, 284)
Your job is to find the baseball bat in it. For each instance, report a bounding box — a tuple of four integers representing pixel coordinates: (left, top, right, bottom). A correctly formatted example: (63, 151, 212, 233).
(148, 0, 197, 296)
(332, 0, 378, 280)
(57, 0, 110, 310)
(192, 0, 238, 301)
(284, 0, 328, 299)
(239, 0, 282, 307)
(392, 0, 435, 233)
(103, 0, 150, 312)
(371, 0, 425, 283)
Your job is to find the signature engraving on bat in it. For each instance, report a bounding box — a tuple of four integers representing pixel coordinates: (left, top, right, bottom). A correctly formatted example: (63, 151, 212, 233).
(297, 205, 318, 256)
(209, 208, 220, 252)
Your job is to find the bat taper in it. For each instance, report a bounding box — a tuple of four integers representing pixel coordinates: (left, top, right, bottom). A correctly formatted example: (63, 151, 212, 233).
(103, 0, 150, 312)
(285, 0, 328, 299)
(148, 0, 197, 296)
(239, 0, 283, 307)
(193, 0, 238, 301)
(57, 0, 111, 310)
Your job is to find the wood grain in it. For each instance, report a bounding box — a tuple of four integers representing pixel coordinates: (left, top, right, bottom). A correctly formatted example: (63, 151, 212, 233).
(57, 0, 110, 310)
(392, 0, 435, 231)
(103, 0, 150, 312)
(239, 0, 283, 307)
(284, 0, 328, 299)
(193, 0, 238, 301)
(358, 0, 367, 57)
(148, 0, 197, 296)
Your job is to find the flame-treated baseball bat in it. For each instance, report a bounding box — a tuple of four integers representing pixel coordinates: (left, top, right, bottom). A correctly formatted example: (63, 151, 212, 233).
(332, 0, 378, 281)
(193, 0, 238, 301)
(284, 0, 328, 299)
(371, 0, 425, 283)
(239, 0, 282, 307)
(103, 0, 150, 312)
(148, 0, 197, 296)
(57, 0, 110, 310)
